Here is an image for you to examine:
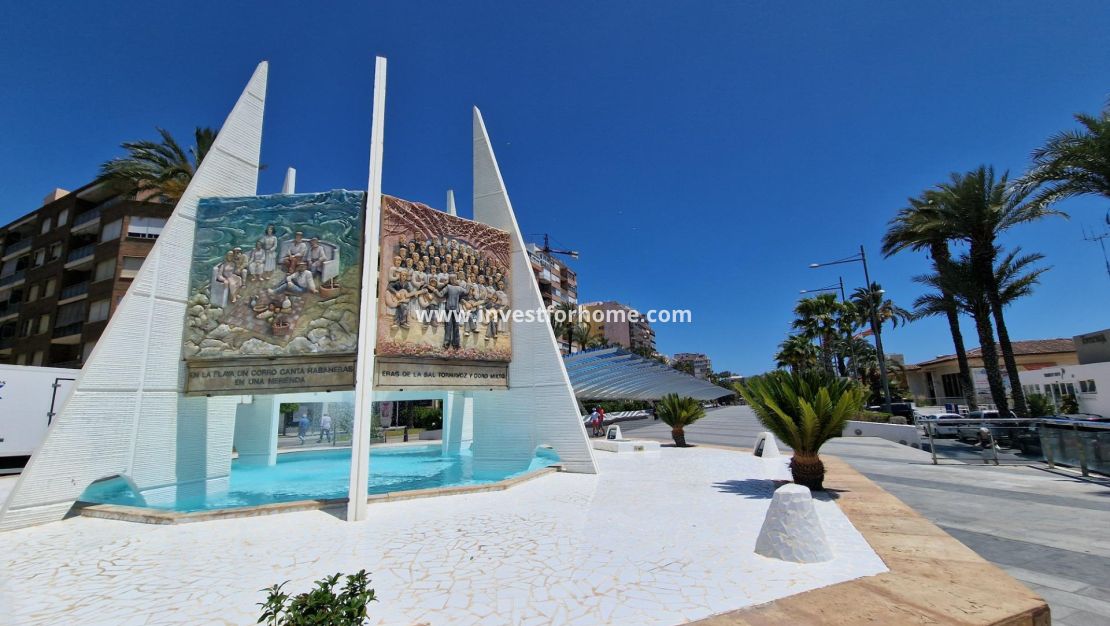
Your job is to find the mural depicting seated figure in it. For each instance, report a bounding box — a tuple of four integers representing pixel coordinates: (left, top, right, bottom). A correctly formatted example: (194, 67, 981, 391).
(271, 262, 318, 295)
(208, 236, 340, 307)
(280, 236, 340, 285)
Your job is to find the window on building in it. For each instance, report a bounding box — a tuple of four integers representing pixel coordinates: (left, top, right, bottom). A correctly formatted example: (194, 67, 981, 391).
(20, 318, 33, 337)
(31, 350, 44, 366)
(119, 256, 144, 279)
(38, 314, 50, 335)
(1079, 379, 1098, 393)
(57, 209, 69, 227)
(88, 299, 110, 323)
(100, 218, 123, 242)
(44, 278, 56, 298)
(41, 217, 52, 234)
(94, 258, 116, 282)
(27, 283, 40, 302)
(127, 216, 166, 239)
(940, 373, 963, 398)
(49, 242, 63, 261)
(82, 340, 96, 361)
(34, 248, 46, 267)
(15, 353, 27, 365)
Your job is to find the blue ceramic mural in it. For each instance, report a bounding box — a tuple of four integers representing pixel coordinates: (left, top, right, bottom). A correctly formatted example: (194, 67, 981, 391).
(183, 190, 364, 362)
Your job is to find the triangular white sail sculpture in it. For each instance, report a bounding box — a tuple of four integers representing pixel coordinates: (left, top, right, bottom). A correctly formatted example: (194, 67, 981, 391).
(469, 108, 597, 474)
(0, 63, 269, 531)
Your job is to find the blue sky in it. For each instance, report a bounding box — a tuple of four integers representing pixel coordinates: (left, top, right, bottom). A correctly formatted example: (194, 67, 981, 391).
(2, 1, 1109, 375)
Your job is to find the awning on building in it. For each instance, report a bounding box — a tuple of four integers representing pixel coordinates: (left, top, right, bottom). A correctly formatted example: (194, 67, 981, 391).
(563, 347, 734, 401)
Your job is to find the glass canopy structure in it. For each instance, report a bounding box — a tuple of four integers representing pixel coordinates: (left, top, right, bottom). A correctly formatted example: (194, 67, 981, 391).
(563, 347, 734, 401)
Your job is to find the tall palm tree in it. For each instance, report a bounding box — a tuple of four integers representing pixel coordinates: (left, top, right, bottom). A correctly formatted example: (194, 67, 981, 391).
(775, 334, 819, 372)
(929, 166, 1064, 417)
(1021, 99, 1110, 210)
(913, 247, 1049, 408)
(792, 294, 842, 374)
(97, 127, 217, 201)
(549, 302, 580, 354)
(882, 195, 978, 409)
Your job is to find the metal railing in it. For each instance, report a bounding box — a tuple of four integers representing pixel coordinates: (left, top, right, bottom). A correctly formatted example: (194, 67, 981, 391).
(52, 321, 83, 339)
(2, 239, 32, 257)
(72, 208, 101, 228)
(59, 281, 89, 300)
(0, 300, 20, 318)
(66, 243, 95, 263)
(921, 416, 1109, 475)
(0, 270, 26, 287)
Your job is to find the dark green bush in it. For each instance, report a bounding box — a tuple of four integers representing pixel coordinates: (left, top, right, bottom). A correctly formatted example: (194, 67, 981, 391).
(258, 570, 376, 626)
(852, 410, 893, 423)
(410, 406, 442, 430)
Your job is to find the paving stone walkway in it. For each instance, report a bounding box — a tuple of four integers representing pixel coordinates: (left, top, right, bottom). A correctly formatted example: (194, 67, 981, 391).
(621, 406, 1110, 626)
(0, 446, 884, 625)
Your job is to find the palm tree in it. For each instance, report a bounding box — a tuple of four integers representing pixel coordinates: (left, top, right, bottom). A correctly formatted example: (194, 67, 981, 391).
(655, 394, 706, 447)
(775, 334, 819, 372)
(792, 294, 842, 374)
(912, 247, 1049, 409)
(849, 282, 910, 404)
(929, 166, 1064, 417)
(97, 127, 217, 201)
(882, 195, 978, 409)
(737, 370, 865, 490)
(1021, 99, 1110, 211)
(549, 302, 580, 354)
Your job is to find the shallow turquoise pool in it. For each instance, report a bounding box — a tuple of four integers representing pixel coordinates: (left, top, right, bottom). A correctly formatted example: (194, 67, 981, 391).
(80, 445, 558, 512)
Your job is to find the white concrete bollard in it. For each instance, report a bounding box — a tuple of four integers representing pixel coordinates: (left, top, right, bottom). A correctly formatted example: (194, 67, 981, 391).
(754, 484, 833, 563)
(753, 432, 781, 458)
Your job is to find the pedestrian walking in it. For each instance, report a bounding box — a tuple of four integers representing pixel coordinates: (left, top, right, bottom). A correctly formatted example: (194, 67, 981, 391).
(589, 408, 601, 437)
(297, 414, 310, 445)
(317, 412, 333, 444)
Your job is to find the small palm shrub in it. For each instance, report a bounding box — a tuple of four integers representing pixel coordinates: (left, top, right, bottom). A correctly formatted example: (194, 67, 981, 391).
(737, 370, 865, 490)
(259, 570, 376, 626)
(1026, 393, 1054, 418)
(656, 394, 706, 447)
(1060, 394, 1079, 414)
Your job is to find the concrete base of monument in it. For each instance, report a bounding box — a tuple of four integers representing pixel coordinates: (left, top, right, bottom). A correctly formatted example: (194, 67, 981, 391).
(0, 447, 1048, 625)
(591, 438, 662, 453)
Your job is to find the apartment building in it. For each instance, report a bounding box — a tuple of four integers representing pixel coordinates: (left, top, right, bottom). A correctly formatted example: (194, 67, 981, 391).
(0, 182, 171, 367)
(674, 352, 711, 379)
(581, 300, 656, 354)
(526, 242, 578, 309)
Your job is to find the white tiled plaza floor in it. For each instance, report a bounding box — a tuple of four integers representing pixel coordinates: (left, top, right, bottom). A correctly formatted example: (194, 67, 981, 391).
(0, 447, 885, 625)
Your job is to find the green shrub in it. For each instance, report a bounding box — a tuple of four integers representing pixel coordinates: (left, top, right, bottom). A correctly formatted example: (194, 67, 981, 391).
(656, 394, 706, 447)
(410, 406, 442, 430)
(737, 369, 866, 490)
(1026, 393, 1054, 418)
(852, 410, 893, 423)
(259, 570, 376, 626)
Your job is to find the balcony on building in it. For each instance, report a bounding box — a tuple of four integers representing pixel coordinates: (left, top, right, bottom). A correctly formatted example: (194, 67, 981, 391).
(1, 238, 33, 261)
(51, 321, 84, 344)
(0, 269, 27, 289)
(64, 243, 97, 270)
(57, 280, 90, 305)
(0, 298, 20, 322)
(70, 208, 101, 234)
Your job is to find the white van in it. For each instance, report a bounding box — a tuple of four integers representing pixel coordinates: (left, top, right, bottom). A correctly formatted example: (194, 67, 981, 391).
(0, 364, 77, 474)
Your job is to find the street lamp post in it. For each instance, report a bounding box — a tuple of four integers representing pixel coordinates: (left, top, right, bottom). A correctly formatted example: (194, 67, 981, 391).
(809, 245, 894, 411)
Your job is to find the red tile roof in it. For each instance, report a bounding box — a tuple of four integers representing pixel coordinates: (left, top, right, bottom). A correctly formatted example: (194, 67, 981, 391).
(914, 338, 1076, 368)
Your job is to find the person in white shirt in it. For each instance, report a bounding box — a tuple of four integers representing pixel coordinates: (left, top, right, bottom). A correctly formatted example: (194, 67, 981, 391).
(317, 413, 333, 444)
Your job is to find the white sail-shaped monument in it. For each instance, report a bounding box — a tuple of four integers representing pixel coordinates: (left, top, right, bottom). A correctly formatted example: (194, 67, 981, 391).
(0, 63, 269, 531)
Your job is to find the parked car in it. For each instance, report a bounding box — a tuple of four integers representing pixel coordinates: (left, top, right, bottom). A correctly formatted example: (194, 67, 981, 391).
(917, 413, 962, 437)
(956, 410, 1002, 443)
